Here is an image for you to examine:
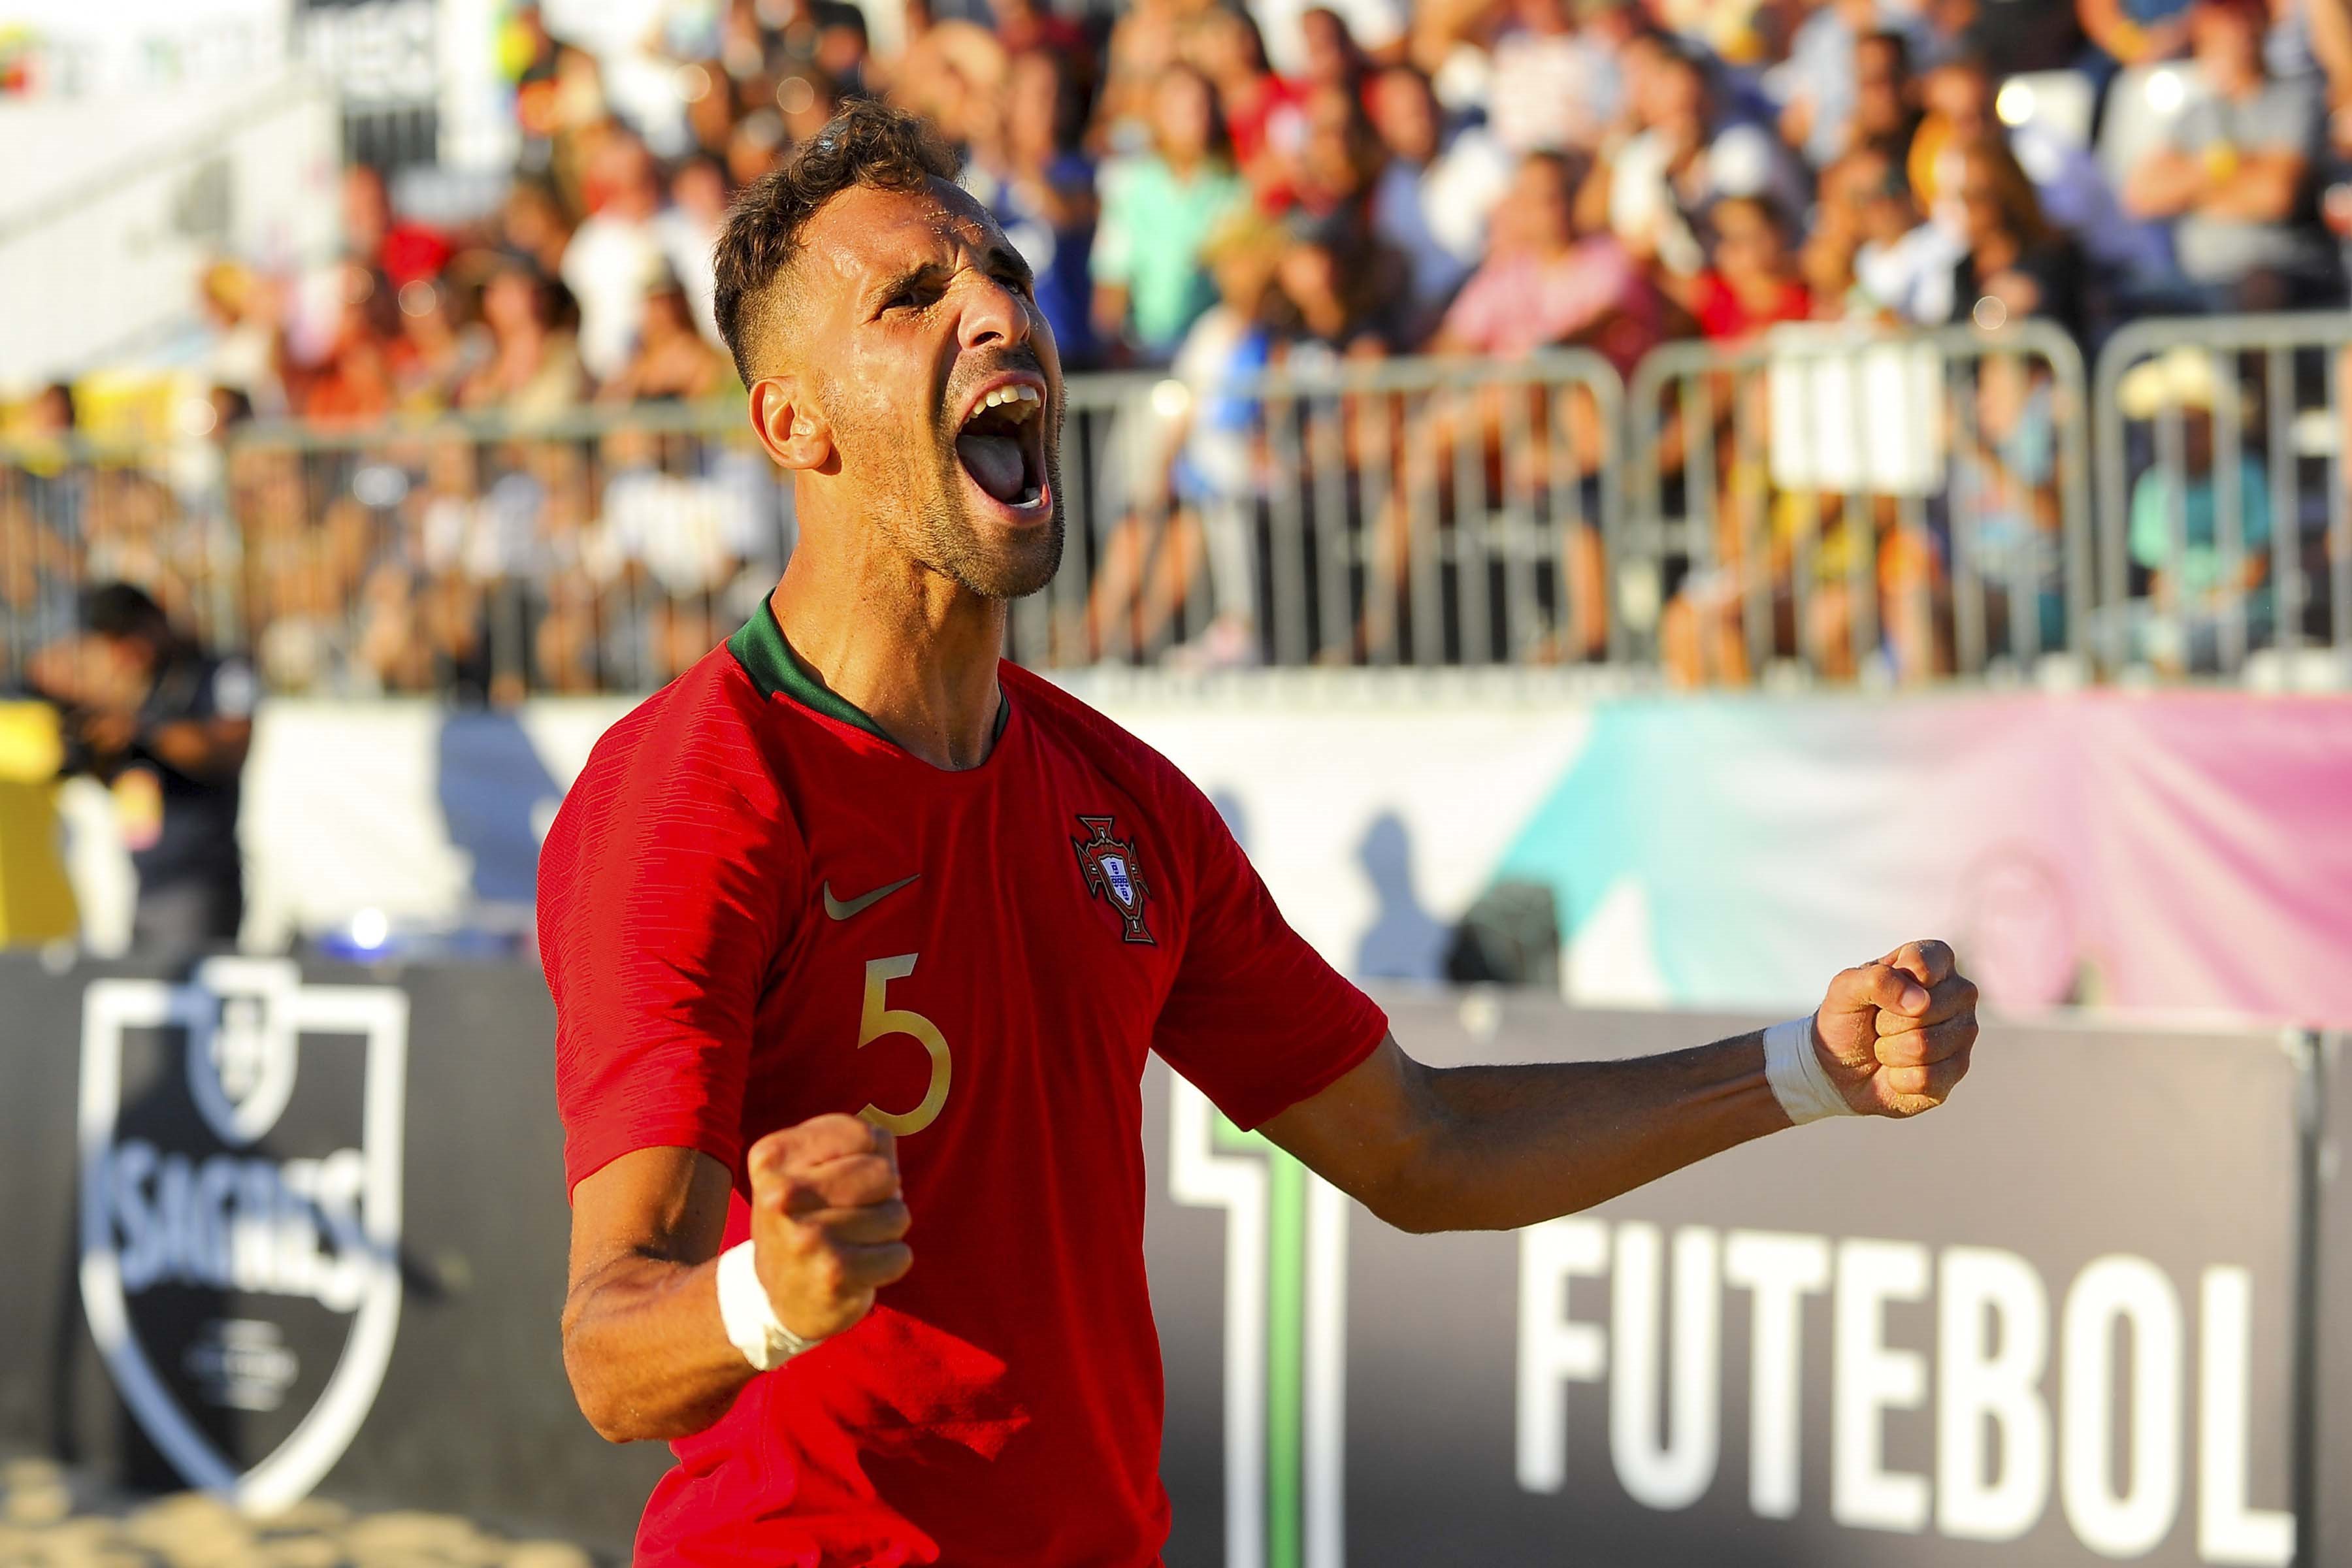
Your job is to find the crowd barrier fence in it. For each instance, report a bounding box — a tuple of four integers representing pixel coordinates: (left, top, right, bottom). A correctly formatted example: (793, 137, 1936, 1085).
(7, 316, 2351, 694)
(1034, 350, 1622, 672)
(1627, 320, 2093, 685)
(2093, 312, 2352, 682)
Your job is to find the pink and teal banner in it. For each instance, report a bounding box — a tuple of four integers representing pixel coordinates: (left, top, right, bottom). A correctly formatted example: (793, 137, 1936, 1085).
(1497, 693, 2352, 1026)
(62, 691, 2347, 1032)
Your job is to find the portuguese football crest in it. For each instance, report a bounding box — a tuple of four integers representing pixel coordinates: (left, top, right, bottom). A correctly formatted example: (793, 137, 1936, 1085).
(1071, 814, 1155, 945)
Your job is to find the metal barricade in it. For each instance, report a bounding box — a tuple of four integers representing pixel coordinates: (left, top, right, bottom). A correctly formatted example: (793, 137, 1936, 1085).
(1625, 321, 2093, 687)
(18, 330, 2229, 698)
(2092, 313, 2352, 685)
(0, 406, 791, 702)
(1022, 350, 1624, 672)
(0, 434, 244, 693)
(220, 404, 794, 701)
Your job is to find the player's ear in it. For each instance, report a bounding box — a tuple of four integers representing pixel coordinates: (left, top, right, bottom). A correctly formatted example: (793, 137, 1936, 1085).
(749, 374, 834, 472)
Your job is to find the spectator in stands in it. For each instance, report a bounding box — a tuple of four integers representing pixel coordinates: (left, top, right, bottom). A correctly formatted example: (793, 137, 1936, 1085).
(890, 13, 1011, 148)
(0, 387, 87, 683)
(1097, 0, 1196, 147)
(534, 568, 610, 695)
(2124, 0, 2338, 308)
(595, 273, 734, 404)
(1434, 150, 1661, 367)
(1912, 50, 2172, 287)
(1586, 39, 1806, 282)
(1772, 0, 1916, 167)
(1850, 31, 1923, 163)
(1087, 206, 1288, 667)
(1192, 8, 1305, 194)
(1258, 0, 1407, 78)
(991, 0, 1089, 57)
(28, 583, 253, 952)
(562, 131, 668, 384)
(1092, 65, 1248, 364)
(658, 152, 731, 349)
(1667, 194, 1814, 338)
(1944, 136, 2091, 336)
(1852, 161, 1967, 320)
(1360, 151, 1635, 657)
(1484, 0, 1626, 154)
(1279, 84, 1391, 220)
(727, 108, 791, 189)
(495, 180, 576, 280)
(2116, 346, 2274, 670)
(1367, 63, 1513, 336)
(1803, 144, 1889, 312)
(295, 266, 397, 427)
(1957, 351, 2070, 659)
(1271, 212, 1404, 356)
(455, 261, 585, 417)
(342, 164, 451, 291)
(197, 262, 286, 417)
(1297, 5, 1377, 94)
(968, 49, 1102, 369)
(391, 278, 480, 414)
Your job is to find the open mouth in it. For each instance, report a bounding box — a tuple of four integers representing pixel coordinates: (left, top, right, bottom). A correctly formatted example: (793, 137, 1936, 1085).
(953, 380, 1050, 514)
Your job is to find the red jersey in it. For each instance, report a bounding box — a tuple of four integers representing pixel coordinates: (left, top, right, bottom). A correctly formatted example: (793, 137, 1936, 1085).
(540, 603, 1388, 1566)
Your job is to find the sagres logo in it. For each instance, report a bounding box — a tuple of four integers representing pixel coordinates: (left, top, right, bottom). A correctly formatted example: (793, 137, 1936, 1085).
(1168, 1083, 1348, 1568)
(78, 957, 408, 1512)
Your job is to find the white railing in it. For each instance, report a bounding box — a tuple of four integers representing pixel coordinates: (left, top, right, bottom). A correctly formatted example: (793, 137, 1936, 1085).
(8, 319, 2348, 698)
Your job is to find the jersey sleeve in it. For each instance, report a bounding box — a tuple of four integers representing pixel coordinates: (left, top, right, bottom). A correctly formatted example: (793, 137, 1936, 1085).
(540, 707, 796, 1196)
(1151, 786, 1389, 1132)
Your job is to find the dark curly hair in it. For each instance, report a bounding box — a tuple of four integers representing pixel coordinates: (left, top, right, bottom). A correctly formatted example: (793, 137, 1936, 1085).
(711, 99, 963, 384)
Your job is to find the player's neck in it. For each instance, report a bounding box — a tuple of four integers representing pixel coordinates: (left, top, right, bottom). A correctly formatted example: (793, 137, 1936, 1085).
(766, 561, 1006, 773)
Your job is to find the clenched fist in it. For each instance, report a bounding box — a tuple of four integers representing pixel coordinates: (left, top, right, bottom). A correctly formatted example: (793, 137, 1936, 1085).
(1813, 939, 1980, 1117)
(747, 1114, 914, 1341)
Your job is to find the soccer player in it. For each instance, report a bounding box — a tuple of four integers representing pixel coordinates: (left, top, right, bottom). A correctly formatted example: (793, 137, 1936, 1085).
(542, 102, 1980, 1565)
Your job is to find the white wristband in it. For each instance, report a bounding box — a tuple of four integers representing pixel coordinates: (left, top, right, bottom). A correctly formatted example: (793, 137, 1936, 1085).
(715, 1239, 821, 1371)
(1763, 1013, 1855, 1125)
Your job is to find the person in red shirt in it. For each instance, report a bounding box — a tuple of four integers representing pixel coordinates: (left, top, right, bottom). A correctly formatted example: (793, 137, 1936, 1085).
(542, 101, 1983, 1566)
(1675, 194, 1814, 341)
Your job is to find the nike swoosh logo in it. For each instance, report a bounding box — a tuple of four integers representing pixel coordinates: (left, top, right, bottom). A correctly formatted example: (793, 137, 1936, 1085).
(822, 873, 922, 921)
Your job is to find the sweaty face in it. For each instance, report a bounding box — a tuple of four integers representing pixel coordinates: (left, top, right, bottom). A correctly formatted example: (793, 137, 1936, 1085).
(789, 180, 1065, 600)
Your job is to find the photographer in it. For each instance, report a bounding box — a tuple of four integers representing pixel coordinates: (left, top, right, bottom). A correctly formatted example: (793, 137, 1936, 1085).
(29, 583, 253, 953)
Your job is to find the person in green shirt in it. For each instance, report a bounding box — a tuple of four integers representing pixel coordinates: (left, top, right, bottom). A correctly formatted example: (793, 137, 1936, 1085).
(1090, 65, 1248, 364)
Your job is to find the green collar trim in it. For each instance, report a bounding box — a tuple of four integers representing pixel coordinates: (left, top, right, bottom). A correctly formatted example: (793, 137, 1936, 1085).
(727, 602, 1010, 749)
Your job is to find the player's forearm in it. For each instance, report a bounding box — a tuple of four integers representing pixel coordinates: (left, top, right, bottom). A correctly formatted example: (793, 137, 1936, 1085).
(561, 1253, 754, 1442)
(1377, 1034, 1788, 1233)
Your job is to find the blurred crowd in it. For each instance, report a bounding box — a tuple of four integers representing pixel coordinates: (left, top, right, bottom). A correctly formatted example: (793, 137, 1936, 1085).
(10, 0, 2352, 692)
(294, 0, 2352, 396)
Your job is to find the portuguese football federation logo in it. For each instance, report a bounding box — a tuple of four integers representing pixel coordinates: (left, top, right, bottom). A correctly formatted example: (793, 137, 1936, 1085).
(1071, 814, 1155, 945)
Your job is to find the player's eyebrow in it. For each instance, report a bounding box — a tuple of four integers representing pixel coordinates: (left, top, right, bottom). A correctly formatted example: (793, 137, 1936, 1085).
(978, 240, 1035, 294)
(868, 259, 953, 312)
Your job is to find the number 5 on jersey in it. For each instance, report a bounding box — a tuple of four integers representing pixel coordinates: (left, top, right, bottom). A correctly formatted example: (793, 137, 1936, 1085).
(858, 955, 951, 1135)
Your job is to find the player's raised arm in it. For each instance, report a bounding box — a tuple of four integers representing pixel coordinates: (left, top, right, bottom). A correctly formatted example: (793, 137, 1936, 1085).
(1258, 939, 1979, 1236)
(560, 1117, 913, 1443)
